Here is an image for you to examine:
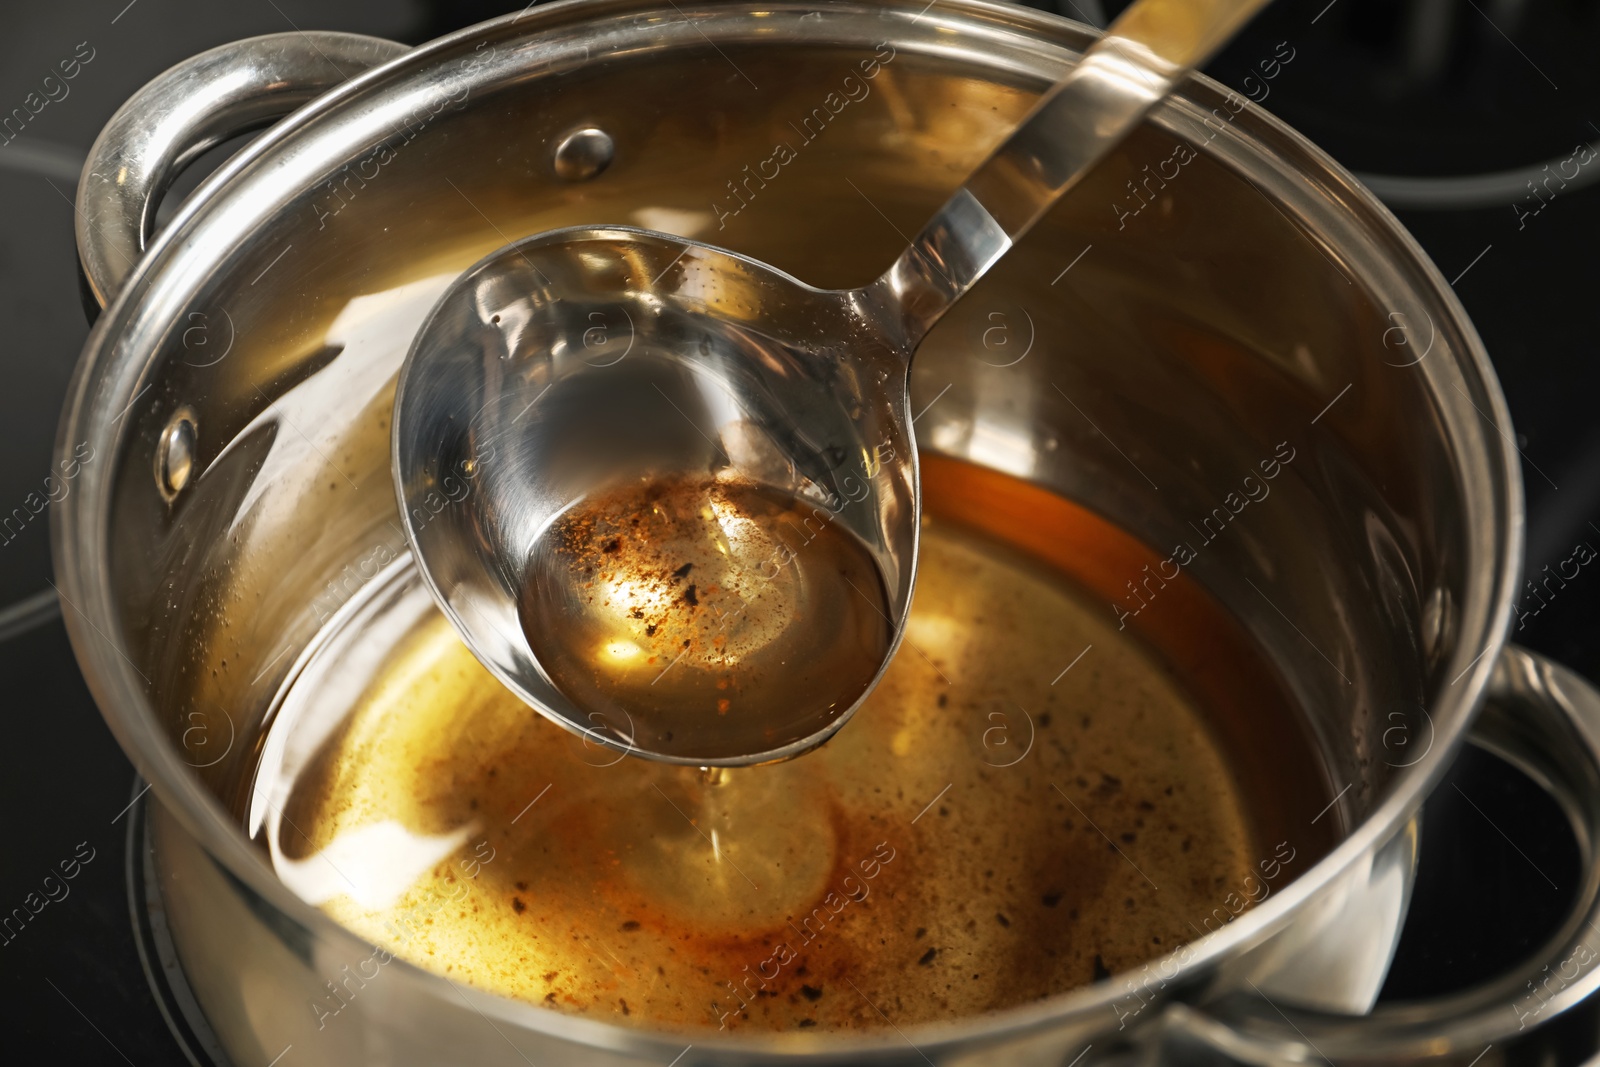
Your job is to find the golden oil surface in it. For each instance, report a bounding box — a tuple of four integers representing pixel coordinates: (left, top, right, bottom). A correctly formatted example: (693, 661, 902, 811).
(267, 504, 1265, 1033)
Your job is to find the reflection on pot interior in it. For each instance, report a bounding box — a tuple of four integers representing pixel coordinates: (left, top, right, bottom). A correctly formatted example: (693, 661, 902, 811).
(249, 454, 1333, 1032)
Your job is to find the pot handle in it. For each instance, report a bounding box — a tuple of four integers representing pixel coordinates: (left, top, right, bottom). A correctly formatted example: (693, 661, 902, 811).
(75, 31, 408, 307)
(1157, 644, 1600, 1065)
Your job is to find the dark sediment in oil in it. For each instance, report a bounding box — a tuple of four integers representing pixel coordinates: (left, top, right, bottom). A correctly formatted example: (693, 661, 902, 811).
(266, 459, 1334, 1034)
(518, 474, 893, 761)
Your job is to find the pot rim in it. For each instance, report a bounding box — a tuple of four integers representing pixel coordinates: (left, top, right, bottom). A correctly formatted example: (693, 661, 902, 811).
(52, 0, 1522, 1055)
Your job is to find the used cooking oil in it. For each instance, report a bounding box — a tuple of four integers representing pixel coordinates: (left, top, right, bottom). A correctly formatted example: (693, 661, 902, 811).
(520, 473, 893, 761)
(249, 457, 1330, 1032)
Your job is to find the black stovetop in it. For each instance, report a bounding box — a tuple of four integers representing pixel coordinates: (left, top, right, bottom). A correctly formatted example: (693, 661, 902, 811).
(2, 1, 1597, 1061)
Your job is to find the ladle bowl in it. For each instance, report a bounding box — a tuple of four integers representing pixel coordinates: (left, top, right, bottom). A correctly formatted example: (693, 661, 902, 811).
(392, 227, 916, 764)
(394, 0, 1275, 764)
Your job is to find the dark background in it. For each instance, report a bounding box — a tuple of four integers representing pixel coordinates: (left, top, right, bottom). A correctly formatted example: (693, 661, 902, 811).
(0, 0, 1595, 1060)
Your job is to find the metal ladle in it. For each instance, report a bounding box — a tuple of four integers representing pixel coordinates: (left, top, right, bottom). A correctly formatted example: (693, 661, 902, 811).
(393, 0, 1271, 766)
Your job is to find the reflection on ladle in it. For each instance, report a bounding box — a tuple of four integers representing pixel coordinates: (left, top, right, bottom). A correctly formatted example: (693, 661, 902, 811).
(393, 0, 1276, 764)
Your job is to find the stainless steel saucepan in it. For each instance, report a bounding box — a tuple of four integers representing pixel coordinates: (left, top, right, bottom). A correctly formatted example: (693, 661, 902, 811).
(54, 1, 1600, 1063)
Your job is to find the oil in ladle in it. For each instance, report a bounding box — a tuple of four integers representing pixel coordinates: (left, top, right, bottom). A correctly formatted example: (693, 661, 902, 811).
(518, 473, 894, 762)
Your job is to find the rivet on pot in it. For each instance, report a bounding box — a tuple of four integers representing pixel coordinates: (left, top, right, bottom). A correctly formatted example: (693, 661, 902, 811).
(552, 126, 615, 182)
(156, 407, 198, 500)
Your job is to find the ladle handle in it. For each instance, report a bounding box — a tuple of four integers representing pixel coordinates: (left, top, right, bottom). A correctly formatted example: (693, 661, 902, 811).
(873, 0, 1273, 347)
